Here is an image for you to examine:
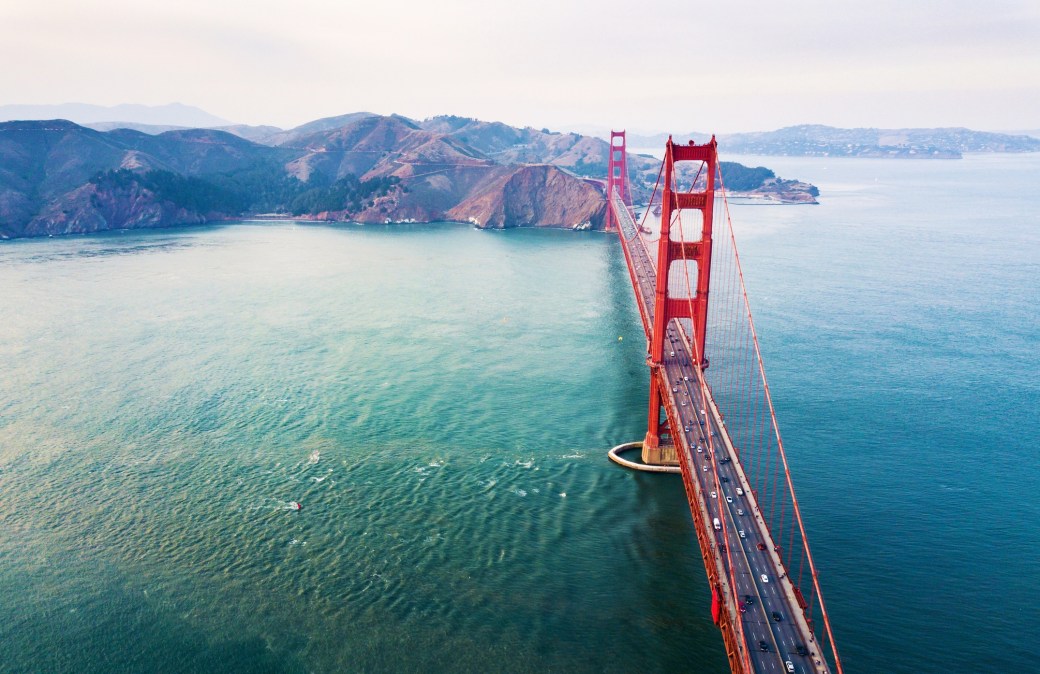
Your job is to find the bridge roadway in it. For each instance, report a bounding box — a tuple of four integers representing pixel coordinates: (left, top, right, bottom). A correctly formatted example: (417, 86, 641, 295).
(612, 194, 828, 674)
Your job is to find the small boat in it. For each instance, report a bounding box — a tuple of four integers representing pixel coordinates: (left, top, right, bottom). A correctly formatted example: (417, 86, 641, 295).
(289, 501, 302, 511)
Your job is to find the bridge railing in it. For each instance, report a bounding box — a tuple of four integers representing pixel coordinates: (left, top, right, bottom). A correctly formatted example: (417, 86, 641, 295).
(610, 187, 656, 265)
(699, 173, 843, 673)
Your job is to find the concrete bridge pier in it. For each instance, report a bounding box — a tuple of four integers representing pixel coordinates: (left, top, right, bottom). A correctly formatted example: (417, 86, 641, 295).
(642, 437, 678, 466)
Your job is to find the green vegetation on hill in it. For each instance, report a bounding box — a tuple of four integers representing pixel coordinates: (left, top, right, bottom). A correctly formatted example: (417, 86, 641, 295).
(718, 162, 774, 191)
(290, 174, 401, 215)
(89, 166, 400, 216)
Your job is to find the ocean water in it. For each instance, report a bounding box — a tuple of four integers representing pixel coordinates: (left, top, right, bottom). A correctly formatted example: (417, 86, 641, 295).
(1, 152, 1038, 673)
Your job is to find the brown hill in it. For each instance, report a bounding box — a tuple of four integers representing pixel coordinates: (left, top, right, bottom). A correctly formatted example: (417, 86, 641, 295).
(448, 165, 605, 229)
(284, 115, 492, 184)
(23, 177, 206, 237)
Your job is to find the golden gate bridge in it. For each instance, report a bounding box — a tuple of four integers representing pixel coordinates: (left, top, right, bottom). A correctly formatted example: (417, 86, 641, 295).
(604, 131, 842, 674)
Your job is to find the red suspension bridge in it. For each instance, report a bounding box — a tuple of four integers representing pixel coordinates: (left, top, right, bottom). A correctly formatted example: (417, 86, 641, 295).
(605, 131, 842, 674)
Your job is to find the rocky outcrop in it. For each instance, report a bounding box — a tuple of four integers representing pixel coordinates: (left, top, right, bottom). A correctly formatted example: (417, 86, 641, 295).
(448, 165, 606, 229)
(23, 179, 206, 237)
(742, 179, 819, 204)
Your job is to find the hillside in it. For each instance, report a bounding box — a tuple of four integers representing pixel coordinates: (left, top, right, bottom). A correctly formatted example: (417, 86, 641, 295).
(0, 113, 821, 240)
(414, 116, 817, 204)
(0, 117, 608, 238)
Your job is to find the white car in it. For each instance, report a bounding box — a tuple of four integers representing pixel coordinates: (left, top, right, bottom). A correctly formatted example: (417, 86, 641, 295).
(726, 496, 733, 503)
(761, 574, 769, 583)
(736, 487, 744, 496)
(737, 508, 745, 516)
(739, 530, 746, 538)
(786, 662, 795, 673)
(710, 491, 717, 498)
(702, 465, 708, 472)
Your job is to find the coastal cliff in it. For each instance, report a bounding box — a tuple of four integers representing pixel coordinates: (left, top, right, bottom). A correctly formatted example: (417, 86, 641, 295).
(447, 165, 606, 229)
(23, 178, 207, 237)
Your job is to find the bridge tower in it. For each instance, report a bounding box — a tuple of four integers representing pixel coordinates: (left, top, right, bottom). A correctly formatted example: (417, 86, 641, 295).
(643, 136, 718, 465)
(605, 130, 630, 232)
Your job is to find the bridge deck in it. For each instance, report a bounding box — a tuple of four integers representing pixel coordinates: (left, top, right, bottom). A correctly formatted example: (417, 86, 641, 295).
(611, 194, 829, 674)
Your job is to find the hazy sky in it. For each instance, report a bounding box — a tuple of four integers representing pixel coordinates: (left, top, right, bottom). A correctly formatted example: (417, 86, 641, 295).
(2, 0, 1038, 132)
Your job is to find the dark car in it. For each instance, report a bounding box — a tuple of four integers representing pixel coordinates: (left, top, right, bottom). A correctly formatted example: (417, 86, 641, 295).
(744, 594, 754, 605)
(758, 640, 769, 652)
(720, 476, 730, 483)
(796, 644, 809, 657)
(772, 611, 783, 622)
(757, 542, 767, 551)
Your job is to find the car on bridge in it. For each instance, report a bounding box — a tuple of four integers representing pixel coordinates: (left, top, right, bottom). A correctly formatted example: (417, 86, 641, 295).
(761, 574, 769, 583)
(786, 662, 795, 673)
(758, 641, 769, 652)
(757, 542, 767, 551)
(772, 611, 783, 622)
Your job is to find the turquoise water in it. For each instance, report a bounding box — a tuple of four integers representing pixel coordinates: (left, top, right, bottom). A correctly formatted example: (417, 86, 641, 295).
(1, 152, 1039, 672)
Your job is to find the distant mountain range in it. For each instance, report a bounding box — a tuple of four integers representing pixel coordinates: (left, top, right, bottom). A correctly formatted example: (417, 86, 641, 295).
(628, 125, 1040, 158)
(0, 103, 231, 128)
(8, 104, 1038, 158)
(0, 113, 818, 240)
